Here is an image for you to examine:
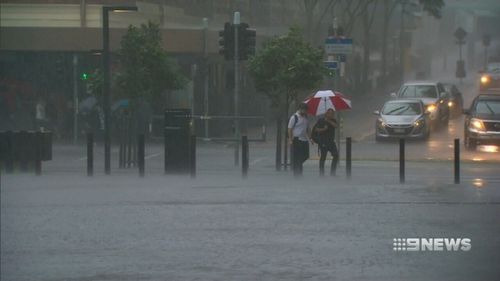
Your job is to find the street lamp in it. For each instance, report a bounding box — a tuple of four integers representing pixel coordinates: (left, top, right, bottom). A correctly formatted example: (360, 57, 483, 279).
(102, 5, 138, 175)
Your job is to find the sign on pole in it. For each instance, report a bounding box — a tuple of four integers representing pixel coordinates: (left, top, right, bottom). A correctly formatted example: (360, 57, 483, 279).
(325, 38, 353, 55)
(324, 61, 339, 70)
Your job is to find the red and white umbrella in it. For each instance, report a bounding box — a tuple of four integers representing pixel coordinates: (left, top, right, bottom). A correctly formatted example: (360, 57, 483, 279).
(304, 90, 351, 116)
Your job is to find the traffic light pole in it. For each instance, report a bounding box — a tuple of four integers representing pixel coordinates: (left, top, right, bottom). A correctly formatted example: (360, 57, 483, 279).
(72, 54, 79, 145)
(103, 8, 111, 175)
(203, 18, 209, 139)
(234, 12, 240, 166)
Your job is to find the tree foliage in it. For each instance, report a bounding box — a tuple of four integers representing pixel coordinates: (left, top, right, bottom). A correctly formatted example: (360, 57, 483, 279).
(248, 27, 325, 108)
(115, 21, 186, 102)
(418, 0, 445, 19)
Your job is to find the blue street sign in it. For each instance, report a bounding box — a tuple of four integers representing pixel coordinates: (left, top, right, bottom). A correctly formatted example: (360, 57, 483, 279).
(325, 38, 353, 54)
(324, 61, 338, 70)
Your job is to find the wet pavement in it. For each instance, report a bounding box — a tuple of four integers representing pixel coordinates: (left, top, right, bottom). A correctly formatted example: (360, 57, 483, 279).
(2, 140, 500, 281)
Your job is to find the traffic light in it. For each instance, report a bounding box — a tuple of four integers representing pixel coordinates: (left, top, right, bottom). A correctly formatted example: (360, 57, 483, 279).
(81, 72, 89, 81)
(219, 22, 234, 60)
(238, 23, 256, 61)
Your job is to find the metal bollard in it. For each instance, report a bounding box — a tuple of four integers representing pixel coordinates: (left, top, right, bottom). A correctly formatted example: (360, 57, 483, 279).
(35, 132, 42, 176)
(454, 138, 460, 184)
(242, 135, 249, 178)
(131, 137, 137, 167)
(5, 131, 14, 174)
(138, 134, 145, 177)
(275, 118, 282, 171)
(346, 137, 352, 179)
(399, 138, 405, 184)
(87, 132, 94, 176)
(127, 124, 132, 168)
(190, 135, 196, 178)
(164, 127, 168, 174)
(19, 131, 29, 172)
(119, 127, 125, 169)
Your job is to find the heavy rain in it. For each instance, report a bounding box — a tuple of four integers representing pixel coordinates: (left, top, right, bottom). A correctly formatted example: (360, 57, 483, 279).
(1, 1, 500, 280)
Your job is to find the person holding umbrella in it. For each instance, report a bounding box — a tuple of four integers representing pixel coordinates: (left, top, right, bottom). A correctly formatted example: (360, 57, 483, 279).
(304, 90, 351, 176)
(313, 108, 338, 176)
(288, 103, 313, 177)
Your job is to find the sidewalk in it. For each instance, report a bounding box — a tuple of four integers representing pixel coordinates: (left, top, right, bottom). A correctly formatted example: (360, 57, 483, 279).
(2, 160, 500, 281)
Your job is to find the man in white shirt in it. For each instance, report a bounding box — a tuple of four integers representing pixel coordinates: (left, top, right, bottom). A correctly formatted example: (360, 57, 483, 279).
(288, 103, 313, 176)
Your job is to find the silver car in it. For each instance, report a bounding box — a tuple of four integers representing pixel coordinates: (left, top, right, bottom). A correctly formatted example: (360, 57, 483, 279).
(374, 99, 430, 141)
(391, 81, 450, 128)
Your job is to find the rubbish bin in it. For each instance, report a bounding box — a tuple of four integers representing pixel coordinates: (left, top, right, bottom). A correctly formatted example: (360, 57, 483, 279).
(0, 130, 52, 172)
(164, 109, 192, 174)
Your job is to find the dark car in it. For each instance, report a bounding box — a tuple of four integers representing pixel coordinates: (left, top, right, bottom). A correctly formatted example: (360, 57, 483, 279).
(463, 92, 500, 150)
(479, 62, 500, 90)
(443, 83, 463, 118)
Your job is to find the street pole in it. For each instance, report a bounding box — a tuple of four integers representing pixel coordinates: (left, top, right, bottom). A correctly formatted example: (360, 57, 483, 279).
(459, 44, 463, 84)
(203, 18, 209, 139)
(399, 2, 405, 83)
(102, 5, 137, 175)
(72, 54, 79, 144)
(485, 46, 488, 69)
(102, 8, 111, 175)
(332, 18, 341, 164)
(234, 12, 240, 166)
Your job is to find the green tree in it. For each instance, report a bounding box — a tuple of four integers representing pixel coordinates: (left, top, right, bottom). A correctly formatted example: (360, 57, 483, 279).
(116, 21, 186, 104)
(248, 27, 325, 115)
(248, 27, 325, 169)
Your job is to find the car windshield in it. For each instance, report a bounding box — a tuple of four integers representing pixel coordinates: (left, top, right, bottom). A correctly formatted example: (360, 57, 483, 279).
(486, 63, 500, 73)
(475, 100, 500, 115)
(399, 85, 437, 99)
(382, 103, 422, 115)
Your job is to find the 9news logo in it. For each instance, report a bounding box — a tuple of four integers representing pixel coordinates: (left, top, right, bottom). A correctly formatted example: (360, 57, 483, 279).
(393, 238, 471, 252)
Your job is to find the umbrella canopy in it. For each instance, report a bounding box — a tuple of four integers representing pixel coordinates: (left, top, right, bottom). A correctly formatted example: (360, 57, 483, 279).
(304, 90, 351, 116)
(112, 99, 129, 111)
(79, 96, 97, 112)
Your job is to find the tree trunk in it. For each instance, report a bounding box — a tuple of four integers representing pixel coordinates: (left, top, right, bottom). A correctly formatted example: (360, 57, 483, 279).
(283, 93, 290, 170)
(381, 6, 390, 89)
(362, 36, 370, 93)
(362, 16, 371, 94)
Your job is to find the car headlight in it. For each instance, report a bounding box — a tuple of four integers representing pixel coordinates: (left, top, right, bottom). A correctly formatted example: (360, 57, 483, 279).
(481, 75, 490, 84)
(448, 101, 453, 107)
(427, 104, 437, 112)
(469, 118, 485, 131)
(414, 118, 424, 127)
(377, 118, 386, 127)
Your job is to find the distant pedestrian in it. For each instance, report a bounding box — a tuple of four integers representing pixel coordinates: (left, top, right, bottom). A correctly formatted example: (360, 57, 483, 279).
(35, 97, 47, 131)
(313, 108, 338, 176)
(288, 103, 312, 176)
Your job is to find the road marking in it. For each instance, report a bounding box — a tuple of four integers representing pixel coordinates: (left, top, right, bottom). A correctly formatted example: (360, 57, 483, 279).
(145, 152, 162, 160)
(355, 132, 375, 142)
(79, 157, 87, 161)
(250, 157, 267, 165)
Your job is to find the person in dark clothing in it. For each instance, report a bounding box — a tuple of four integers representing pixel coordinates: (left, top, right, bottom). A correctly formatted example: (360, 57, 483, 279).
(288, 103, 312, 177)
(314, 108, 338, 176)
